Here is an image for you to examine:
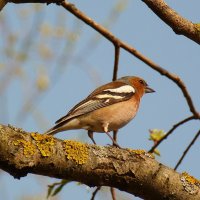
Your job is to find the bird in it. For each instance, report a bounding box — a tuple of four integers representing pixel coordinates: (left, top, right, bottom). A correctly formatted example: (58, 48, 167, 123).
(45, 76, 155, 147)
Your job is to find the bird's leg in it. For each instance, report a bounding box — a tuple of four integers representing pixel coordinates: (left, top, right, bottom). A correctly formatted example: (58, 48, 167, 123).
(103, 124, 121, 148)
(104, 132, 121, 148)
(113, 130, 118, 146)
(88, 130, 96, 145)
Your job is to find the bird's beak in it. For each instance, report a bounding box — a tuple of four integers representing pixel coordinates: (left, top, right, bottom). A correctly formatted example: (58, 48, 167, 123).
(145, 86, 155, 93)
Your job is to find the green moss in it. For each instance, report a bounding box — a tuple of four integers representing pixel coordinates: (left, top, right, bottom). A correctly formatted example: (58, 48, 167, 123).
(64, 140, 88, 165)
(31, 133, 55, 157)
(13, 139, 36, 157)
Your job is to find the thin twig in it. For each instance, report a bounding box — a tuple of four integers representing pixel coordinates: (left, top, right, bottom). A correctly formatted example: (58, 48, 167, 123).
(149, 116, 195, 153)
(112, 45, 120, 147)
(110, 187, 117, 200)
(174, 129, 200, 170)
(110, 45, 119, 199)
(61, 1, 199, 118)
(91, 186, 101, 200)
(112, 45, 120, 81)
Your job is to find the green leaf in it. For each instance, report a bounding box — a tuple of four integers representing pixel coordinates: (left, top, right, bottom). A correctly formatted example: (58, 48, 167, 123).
(47, 179, 71, 199)
(153, 148, 161, 156)
(149, 129, 166, 142)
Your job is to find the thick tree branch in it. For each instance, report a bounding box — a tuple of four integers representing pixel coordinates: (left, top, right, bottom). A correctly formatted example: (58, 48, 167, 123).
(0, 0, 7, 10)
(0, 124, 200, 200)
(142, 0, 200, 45)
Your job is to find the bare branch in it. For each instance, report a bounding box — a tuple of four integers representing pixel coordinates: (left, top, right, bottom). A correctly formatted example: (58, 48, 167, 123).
(112, 45, 120, 81)
(0, 124, 200, 200)
(108, 65, 119, 200)
(110, 187, 117, 200)
(174, 129, 200, 170)
(91, 186, 101, 200)
(149, 116, 196, 153)
(0, 0, 7, 10)
(142, 0, 200, 45)
(112, 44, 120, 148)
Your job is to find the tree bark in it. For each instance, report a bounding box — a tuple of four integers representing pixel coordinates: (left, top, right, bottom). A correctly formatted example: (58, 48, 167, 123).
(0, 124, 200, 200)
(142, 0, 200, 45)
(0, 0, 7, 10)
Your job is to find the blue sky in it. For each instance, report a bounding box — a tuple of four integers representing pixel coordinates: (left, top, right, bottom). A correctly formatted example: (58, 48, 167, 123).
(0, 0, 200, 199)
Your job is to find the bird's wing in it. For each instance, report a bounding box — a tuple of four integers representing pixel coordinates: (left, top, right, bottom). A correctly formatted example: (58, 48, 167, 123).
(55, 82, 135, 124)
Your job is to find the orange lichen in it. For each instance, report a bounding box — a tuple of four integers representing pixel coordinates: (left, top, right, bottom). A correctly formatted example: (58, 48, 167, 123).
(130, 149, 146, 155)
(64, 140, 88, 165)
(181, 172, 200, 186)
(194, 23, 200, 34)
(128, 149, 155, 159)
(31, 133, 55, 157)
(181, 172, 200, 194)
(13, 139, 35, 157)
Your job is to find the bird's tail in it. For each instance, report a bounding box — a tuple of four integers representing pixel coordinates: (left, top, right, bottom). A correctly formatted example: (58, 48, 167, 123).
(44, 125, 62, 135)
(45, 130, 54, 135)
(44, 119, 72, 135)
(44, 128, 57, 135)
(44, 117, 78, 135)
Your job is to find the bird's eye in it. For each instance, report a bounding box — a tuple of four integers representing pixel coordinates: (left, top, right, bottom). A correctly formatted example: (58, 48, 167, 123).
(139, 79, 148, 86)
(139, 80, 145, 85)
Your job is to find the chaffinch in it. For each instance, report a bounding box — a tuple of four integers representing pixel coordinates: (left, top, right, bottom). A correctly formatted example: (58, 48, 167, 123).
(46, 76, 155, 147)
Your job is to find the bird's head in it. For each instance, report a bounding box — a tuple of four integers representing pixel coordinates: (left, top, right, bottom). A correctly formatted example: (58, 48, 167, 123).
(118, 76, 155, 98)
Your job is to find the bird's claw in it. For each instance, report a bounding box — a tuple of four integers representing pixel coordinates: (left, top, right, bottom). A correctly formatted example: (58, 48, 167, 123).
(107, 143, 121, 149)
